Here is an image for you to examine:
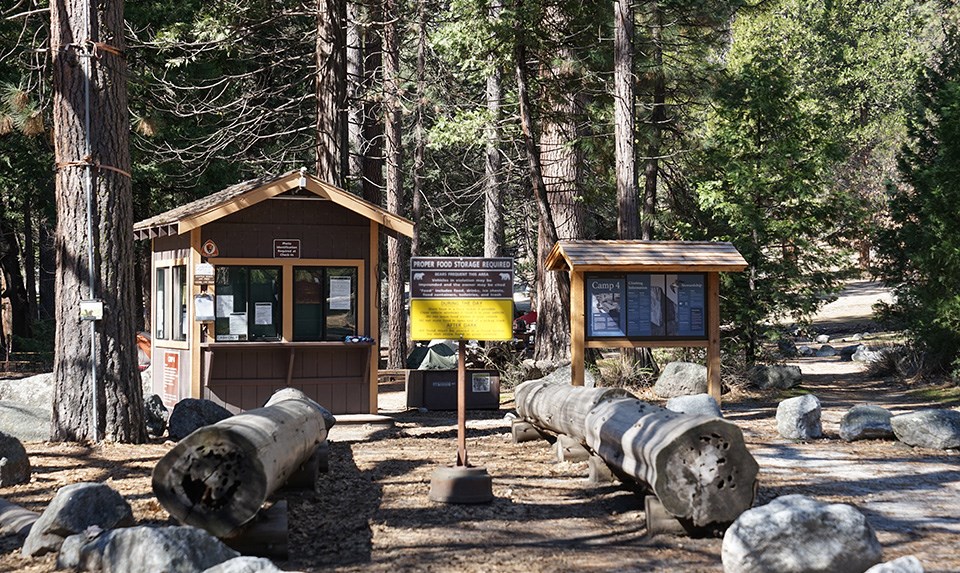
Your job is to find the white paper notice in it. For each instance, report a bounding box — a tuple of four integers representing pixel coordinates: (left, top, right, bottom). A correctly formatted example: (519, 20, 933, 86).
(329, 277, 352, 310)
(217, 294, 234, 317)
(254, 302, 273, 325)
(229, 312, 247, 336)
(194, 294, 214, 321)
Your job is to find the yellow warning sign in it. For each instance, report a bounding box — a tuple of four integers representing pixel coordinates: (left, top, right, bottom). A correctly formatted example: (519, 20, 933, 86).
(410, 299, 513, 341)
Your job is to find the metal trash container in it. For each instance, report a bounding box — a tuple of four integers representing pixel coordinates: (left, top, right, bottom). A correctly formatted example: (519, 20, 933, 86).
(406, 369, 501, 410)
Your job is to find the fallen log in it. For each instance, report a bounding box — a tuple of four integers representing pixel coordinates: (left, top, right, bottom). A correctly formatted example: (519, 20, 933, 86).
(585, 396, 758, 528)
(515, 381, 758, 529)
(515, 378, 632, 441)
(152, 389, 333, 537)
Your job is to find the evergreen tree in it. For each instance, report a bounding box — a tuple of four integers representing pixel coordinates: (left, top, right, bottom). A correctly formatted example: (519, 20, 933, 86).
(874, 23, 960, 374)
(691, 46, 848, 363)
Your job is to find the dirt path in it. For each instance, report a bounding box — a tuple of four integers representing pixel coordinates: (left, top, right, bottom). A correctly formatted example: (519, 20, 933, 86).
(2, 280, 959, 573)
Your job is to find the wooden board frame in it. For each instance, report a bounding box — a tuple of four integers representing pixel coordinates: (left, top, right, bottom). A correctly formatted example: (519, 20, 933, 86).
(555, 241, 745, 405)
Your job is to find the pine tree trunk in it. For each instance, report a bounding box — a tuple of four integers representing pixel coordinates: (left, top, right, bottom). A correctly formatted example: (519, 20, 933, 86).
(50, 0, 145, 443)
(361, 6, 383, 207)
(483, 1, 505, 259)
(346, 1, 364, 195)
(514, 21, 569, 363)
(316, 0, 346, 187)
(641, 5, 664, 241)
(614, 0, 638, 240)
(384, 0, 407, 369)
(38, 218, 55, 321)
(411, 3, 426, 257)
(0, 211, 31, 338)
(23, 200, 36, 324)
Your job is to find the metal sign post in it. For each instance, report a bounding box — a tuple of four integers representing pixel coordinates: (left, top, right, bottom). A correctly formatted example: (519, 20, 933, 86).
(410, 257, 513, 503)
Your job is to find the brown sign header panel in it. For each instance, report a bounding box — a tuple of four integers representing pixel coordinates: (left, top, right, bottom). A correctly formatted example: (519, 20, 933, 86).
(273, 239, 301, 259)
(410, 257, 512, 299)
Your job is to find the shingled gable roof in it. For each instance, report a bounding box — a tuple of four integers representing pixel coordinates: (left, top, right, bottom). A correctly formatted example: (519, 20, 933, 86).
(545, 240, 747, 273)
(133, 170, 414, 241)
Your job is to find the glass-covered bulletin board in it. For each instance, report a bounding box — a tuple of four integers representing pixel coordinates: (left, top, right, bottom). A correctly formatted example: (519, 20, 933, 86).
(585, 273, 706, 339)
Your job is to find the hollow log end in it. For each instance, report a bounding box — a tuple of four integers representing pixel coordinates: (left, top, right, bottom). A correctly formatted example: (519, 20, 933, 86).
(152, 431, 268, 537)
(655, 419, 759, 527)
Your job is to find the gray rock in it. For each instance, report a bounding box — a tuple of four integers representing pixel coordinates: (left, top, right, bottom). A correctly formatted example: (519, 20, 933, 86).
(797, 345, 816, 357)
(64, 525, 239, 573)
(840, 405, 894, 442)
(144, 394, 169, 437)
(776, 394, 822, 440)
(0, 431, 30, 486)
(0, 373, 53, 441)
(747, 365, 802, 391)
(529, 363, 596, 389)
(721, 494, 882, 573)
(203, 556, 286, 573)
(168, 398, 232, 441)
(864, 556, 925, 573)
(0, 373, 53, 406)
(891, 409, 960, 449)
(654, 362, 708, 398)
(665, 394, 722, 418)
(22, 482, 133, 557)
(839, 345, 861, 361)
(815, 334, 831, 344)
(853, 345, 887, 364)
(777, 339, 798, 358)
(815, 344, 838, 357)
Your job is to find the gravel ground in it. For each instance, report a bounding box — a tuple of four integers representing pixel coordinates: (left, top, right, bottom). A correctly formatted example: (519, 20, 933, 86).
(2, 280, 959, 572)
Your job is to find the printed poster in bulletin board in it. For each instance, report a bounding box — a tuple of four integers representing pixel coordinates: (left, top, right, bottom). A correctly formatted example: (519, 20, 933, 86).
(586, 273, 706, 339)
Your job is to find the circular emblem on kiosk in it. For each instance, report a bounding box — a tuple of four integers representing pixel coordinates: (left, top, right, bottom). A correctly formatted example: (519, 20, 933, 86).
(201, 239, 220, 257)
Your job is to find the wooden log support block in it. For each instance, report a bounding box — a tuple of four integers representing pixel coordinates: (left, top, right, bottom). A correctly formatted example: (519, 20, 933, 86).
(587, 455, 616, 484)
(645, 496, 687, 536)
(316, 440, 330, 473)
(0, 497, 39, 538)
(511, 420, 545, 443)
(555, 434, 590, 462)
(282, 440, 330, 491)
(222, 500, 288, 559)
(153, 389, 331, 537)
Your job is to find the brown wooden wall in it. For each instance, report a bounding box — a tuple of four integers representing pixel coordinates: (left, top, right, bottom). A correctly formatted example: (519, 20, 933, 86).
(203, 198, 370, 260)
(202, 344, 371, 414)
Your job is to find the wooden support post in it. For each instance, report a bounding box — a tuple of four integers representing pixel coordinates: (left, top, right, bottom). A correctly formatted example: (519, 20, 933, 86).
(456, 339, 467, 466)
(570, 270, 585, 387)
(707, 272, 721, 404)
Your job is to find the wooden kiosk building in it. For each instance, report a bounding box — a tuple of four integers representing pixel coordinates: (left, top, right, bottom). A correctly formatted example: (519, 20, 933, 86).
(134, 170, 414, 415)
(545, 240, 747, 401)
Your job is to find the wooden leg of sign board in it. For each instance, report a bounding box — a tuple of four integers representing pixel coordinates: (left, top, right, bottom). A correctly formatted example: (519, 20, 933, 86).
(428, 339, 493, 504)
(707, 272, 721, 404)
(457, 339, 468, 467)
(223, 500, 288, 559)
(570, 271, 585, 387)
(645, 496, 688, 536)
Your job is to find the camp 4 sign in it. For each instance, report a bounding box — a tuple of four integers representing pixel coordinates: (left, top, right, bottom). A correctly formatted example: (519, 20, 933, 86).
(410, 257, 514, 341)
